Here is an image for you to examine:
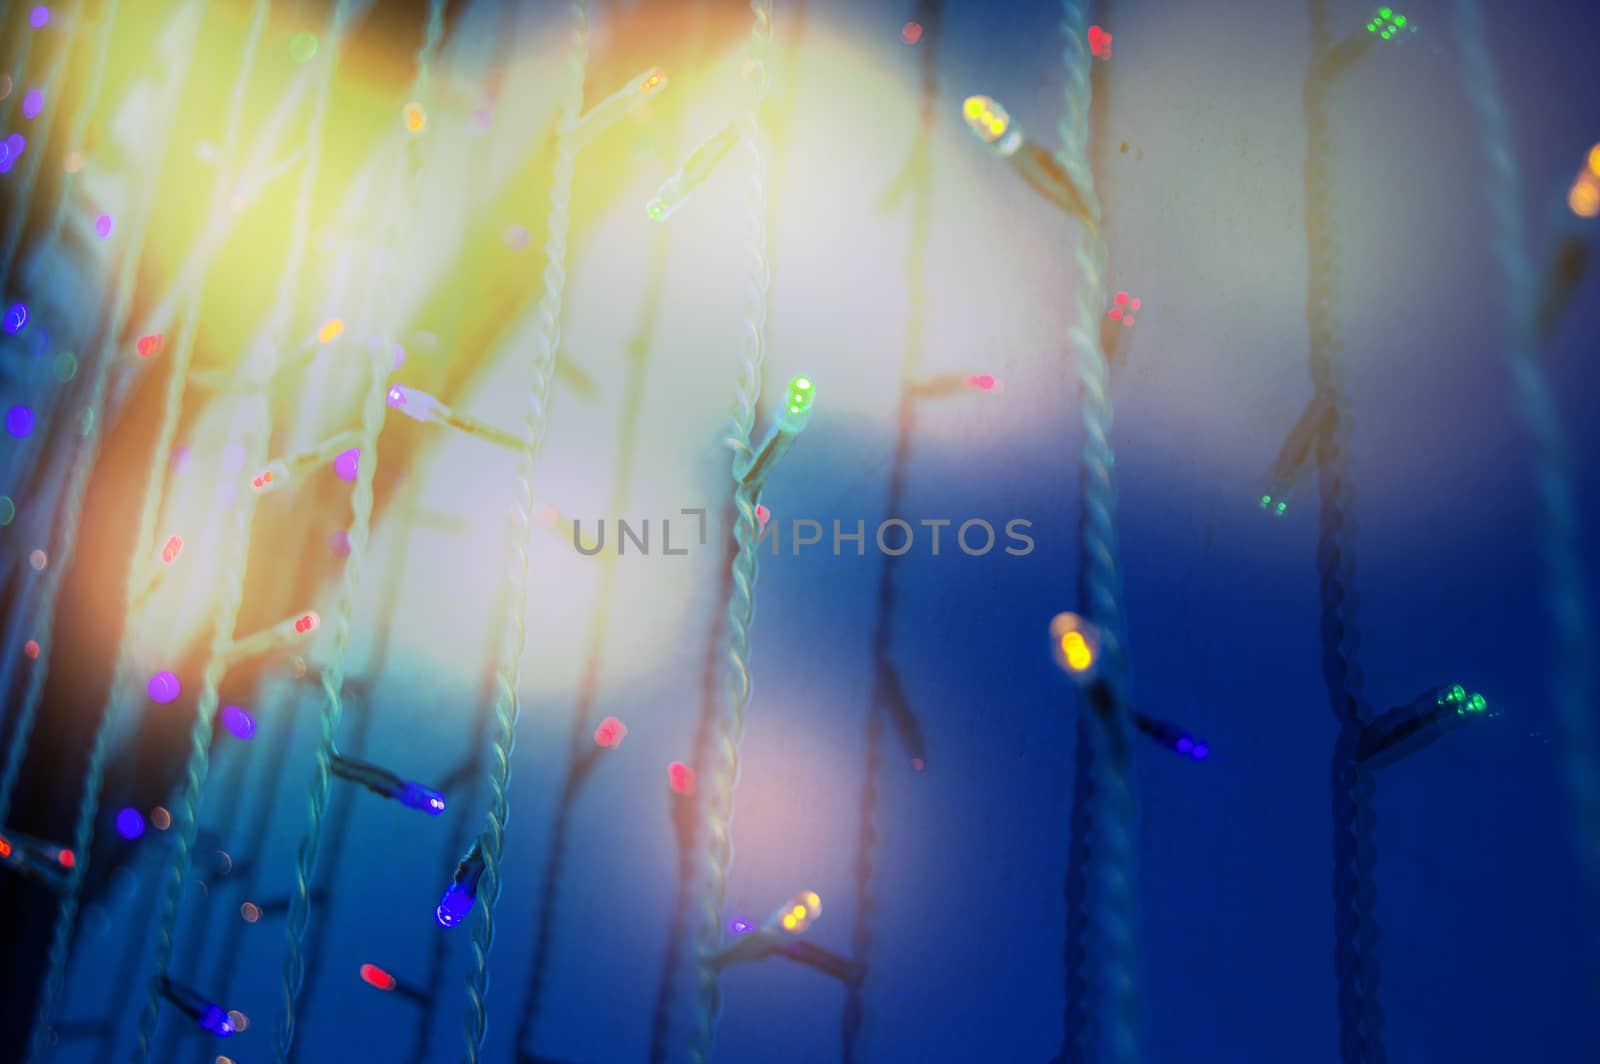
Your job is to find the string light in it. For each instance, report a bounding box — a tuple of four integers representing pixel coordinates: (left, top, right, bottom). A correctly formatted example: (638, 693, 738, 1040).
(24, 640, 39, 660)
(1357, 685, 1493, 768)
(565, 67, 668, 148)
(4, 303, 27, 333)
(29, 6, 49, 28)
(28, 549, 46, 570)
(150, 807, 172, 831)
(22, 89, 44, 120)
(161, 535, 183, 564)
(1366, 8, 1414, 40)
(1132, 711, 1211, 761)
(961, 95, 1096, 224)
(901, 21, 923, 44)
(317, 317, 344, 344)
(755, 504, 771, 534)
(739, 375, 816, 490)
(158, 976, 234, 1038)
(329, 753, 445, 814)
(402, 102, 426, 134)
(219, 609, 320, 666)
(147, 671, 181, 704)
(249, 429, 364, 494)
(594, 716, 627, 748)
(436, 841, 486, 928)
(95, 214, 114, 239)
(646, 121, 741, 222)
(136, 334, 164, 357)
(385, 384, 525, 449)
(360, 963, 397, 991)
(1262, 396, 1330, 518)
(1050, 612, 1103, 684)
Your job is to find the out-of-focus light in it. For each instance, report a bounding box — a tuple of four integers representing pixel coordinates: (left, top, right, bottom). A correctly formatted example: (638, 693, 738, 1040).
(329, 529, 351, 557)
(1049, 612, 1103, 682)
(1570, 177, 1599, 219)
(162, 535, 183, 563)
(901, 21, 923, 44)
(115, 807, 145, 840)
(28, 549, 47, 571)
(136, 333, 164, 357)
(24, 639, 40, 660)
(288, 33, 317, 63)
(58, 849, 74, 868)
(148, 671, 181, 704)
(317, 318, 344, 344)
(220, 705, 256, 741)
(151, 806, 172, 830)
(226, 1011, 248, 1033)
(0, 76, 10, 101)
(0, 496, 13, 525)
(293, 612, 319, 634)
(360, 963, 397, 991)
(1088, 25, 1112, 60)
(95, 214, 113, 238)
(505, 224, 529, 249)
(755, 503, 771, 534)
(594, 716, 628, 748)
(965, 374, 998, 392)
(730, 918, 754, 934)
(54, 351, 77, 381)
(63, 150, 83, 172)
(29, 6, 49, 28)
(6, 405, 35, 437)
(668, 761, 695, 795)
(333, 448, 359, 482)
(403, 102, 426, 133)
(240, 902, 260, 922)
(4, 303, 27, 333)
(21, 89, 44, 120)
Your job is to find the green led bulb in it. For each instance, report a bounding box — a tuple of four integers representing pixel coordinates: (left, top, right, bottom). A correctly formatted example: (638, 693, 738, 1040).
(1443, 683, 1466, 704)
(646, 199, 666, 221)
(1260, 494, 1272, 508)
(1276, 501, 1288, 515)
(788, 376, 814, 416)
(1379, 6, 1391, 16)
(1466, 692, 1487, 714)
(1394, 14, 1406, 27)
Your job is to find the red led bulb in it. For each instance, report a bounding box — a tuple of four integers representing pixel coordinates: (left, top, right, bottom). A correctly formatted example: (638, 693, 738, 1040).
(136, 334, 165, 358)
(668, 761, 695, 795)
(293, 613, 319, 634)
(161, 535, 183, 564)
(359, 963, 396, 991)
(594, 716, 628, 749)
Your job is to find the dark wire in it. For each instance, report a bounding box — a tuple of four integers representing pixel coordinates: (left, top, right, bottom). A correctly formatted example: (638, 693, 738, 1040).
(1303, 2, 1383, 1060)
(841, 2, 941, 1059)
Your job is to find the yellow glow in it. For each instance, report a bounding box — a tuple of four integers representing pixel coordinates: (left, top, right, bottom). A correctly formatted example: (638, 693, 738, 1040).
(1570, 177, 1600, 219)
(1588, 142, 1600, 180)
(781, 913, 797, 931)
(404, 102, 426, 133)
(318, 318, 345, 344)
(1060, 631, 1094, 671)
(803, 891, 821, 912)
(963, 96, 985, 120)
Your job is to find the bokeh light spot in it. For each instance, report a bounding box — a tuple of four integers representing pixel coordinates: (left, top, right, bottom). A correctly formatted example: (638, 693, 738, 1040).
(115, 807, 145, 840)
(28, 549, 46, 571)
(6, 405, 36, 437)
(147, 670, 181, 704)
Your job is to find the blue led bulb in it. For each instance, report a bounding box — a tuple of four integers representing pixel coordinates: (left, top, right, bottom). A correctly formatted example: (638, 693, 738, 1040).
(3, 303, 27, 333)
(436, 881, 474, 928)
(436, 841, 485, 928)
(398, 780, 446, 815)
(198, 1004, 235, 1037)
